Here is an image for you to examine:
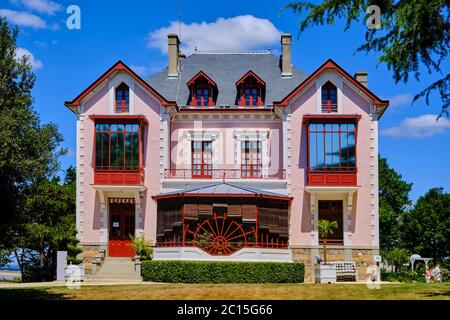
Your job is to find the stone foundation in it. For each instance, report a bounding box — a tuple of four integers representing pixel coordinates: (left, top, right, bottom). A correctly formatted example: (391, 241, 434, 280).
(81, 245, 107, 275)
(291, 247, 378, 282)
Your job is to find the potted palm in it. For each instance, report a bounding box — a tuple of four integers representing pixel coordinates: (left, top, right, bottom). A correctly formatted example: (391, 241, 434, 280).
(315, 219, 338, 283)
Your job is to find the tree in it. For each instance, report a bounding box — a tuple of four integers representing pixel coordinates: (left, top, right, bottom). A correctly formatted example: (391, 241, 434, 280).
(0, 17, 64, 251)
(14, 167, 79, 281)
(318, 219, 338, 264)
(381, 248, 410, 273)
(401, 188, 450, 265)
(378, 157, 412, 250)
(285, 1, 450, 117)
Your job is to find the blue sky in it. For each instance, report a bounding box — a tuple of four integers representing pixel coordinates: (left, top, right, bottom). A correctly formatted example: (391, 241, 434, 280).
(2, 0, 449, 202)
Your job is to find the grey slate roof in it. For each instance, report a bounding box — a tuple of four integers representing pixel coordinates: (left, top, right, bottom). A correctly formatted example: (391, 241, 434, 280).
(146, 53, 308, 107)
(158, 182, 288, 198)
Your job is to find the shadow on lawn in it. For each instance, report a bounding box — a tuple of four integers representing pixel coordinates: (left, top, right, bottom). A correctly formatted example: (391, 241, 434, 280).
(0, 288, 67, 300)
(419, 289, 450, 298)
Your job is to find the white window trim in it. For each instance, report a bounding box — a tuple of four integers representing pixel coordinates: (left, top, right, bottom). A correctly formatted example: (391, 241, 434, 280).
(109, 73, 135, 114)
(316, 70, 343, 114)
(234, 130, 269, 178)
(183, 130, 220, 166)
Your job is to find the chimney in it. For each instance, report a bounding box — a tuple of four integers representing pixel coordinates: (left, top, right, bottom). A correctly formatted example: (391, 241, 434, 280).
(354, 71, 368, 87)
(168, 34, 180, 78)
(281, 34, 292, 78)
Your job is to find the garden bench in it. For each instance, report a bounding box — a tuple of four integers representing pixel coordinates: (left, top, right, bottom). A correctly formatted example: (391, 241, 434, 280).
(329, 261, 357, 282)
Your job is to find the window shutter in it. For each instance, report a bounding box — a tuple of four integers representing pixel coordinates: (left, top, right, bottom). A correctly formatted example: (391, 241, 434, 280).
(228, 205, 242, 217)
(184, 204, 199, 220)
(242, 205, 257, 222)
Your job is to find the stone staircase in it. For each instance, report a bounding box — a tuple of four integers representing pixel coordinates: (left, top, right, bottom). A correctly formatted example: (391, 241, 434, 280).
(86, 257, 142, 283)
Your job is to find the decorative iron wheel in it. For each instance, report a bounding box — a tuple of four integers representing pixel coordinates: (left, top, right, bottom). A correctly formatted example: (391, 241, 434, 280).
(187, 214, 253, 255)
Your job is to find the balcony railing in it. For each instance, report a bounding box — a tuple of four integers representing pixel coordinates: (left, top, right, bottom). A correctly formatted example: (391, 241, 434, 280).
(164, 168, 286, 180)
(307, 167, 357, 186)
(94, 166, 144, 185)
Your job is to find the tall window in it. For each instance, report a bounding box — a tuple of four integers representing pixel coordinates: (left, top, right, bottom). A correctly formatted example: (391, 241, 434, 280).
(237, 73, 264, 106)
(95, 123, 140, 170)
(241, 141, 262, 178)
(321, 81, 337, 113)
(318, 200, 343, 244)
(115, 83, 130, 113)
(192, 141, 212, 178)
(308, 122, 356, 171)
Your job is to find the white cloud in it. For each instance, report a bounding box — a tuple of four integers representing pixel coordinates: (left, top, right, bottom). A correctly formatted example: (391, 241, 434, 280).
(381, 114, 450, 138)
(10, 0, 62, 15)
(388, 93, 414, 107)
(147, 15, 282, 55)
(130, 61, 167, 77)
(16, 47, 43, 70)
(0, 9, 47, 28)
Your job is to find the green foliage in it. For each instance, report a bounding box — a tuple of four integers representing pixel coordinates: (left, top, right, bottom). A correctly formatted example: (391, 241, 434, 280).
(130, 235, 153, 261)
(401, 188, 450, 263)
(381, 248, 410, 273)
(13, 167, 77, 281)
(142, 261, 305, 283)
(285, 0, 450, 116)
(381, 269, 421, 283)
(0, 18, 65, 247)
(318, 219, 338, 239)
(318, 219, 338, 264)
(379, 157, 412, 250)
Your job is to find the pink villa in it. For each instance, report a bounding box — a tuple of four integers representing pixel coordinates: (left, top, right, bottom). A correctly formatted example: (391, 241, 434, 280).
(65, 34, 389, 281)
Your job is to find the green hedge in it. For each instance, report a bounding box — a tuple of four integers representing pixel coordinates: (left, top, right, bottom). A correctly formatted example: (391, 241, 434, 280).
(142, 260, 304, 283)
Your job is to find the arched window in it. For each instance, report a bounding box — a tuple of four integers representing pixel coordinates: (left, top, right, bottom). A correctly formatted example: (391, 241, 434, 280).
(115, 83, 130, 113)
(321, 81, 337, 113)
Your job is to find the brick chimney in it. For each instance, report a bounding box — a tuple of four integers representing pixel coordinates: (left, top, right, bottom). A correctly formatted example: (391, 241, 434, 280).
(281, 34, 292, 78)
(354, 71, 368, 87)
(168, 34, 180, 78)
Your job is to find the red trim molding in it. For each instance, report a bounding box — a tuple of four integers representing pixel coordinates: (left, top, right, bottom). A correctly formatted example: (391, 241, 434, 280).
(236, 70, 265, 86)
(302, 114, 362, 124)
(64, 60, 176, 112)
(152, 193, 292, 202)
(88, 114, 149, 124)
(274, 59, 389, 108)
(187, 71, 217, 87)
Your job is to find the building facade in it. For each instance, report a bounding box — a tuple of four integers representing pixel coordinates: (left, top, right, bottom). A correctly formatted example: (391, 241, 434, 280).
(65, 34, 389, 281)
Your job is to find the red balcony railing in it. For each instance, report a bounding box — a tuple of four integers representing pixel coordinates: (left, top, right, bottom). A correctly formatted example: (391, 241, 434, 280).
(164, 168, 286, 180)
(94, 166, 144, 185)
(307, 167, 357, 186)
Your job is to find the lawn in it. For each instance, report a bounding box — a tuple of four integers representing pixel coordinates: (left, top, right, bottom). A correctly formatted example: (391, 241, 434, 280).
(0, 282, 449, 300)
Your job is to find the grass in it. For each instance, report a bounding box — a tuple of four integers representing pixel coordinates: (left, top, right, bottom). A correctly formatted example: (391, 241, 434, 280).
(0, 282, 449, 300)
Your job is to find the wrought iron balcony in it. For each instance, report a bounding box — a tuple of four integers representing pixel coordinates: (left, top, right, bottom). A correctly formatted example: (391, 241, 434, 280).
(163, 168, 286, 180)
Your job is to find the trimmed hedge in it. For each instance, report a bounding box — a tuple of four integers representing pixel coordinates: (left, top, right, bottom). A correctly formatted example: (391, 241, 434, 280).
(142, 260, 304, 283)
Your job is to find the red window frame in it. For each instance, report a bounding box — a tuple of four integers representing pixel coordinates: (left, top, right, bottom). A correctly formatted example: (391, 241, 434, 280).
(191, 141, 212, 178)
(238, 77, 264, 107)
(94, 122, 142, 171)
(321, 81, 337, 113)
(241, 141, 262, 178)
(188, 72, 216, 107)
(307, 120, 357, 172)
(191, 85, 213, 107)
(115, 83, 130, 113)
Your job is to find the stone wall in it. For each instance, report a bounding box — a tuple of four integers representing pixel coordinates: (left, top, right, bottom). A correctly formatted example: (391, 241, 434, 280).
(292, 247, 378, 282)
(81, 245, 106, 275)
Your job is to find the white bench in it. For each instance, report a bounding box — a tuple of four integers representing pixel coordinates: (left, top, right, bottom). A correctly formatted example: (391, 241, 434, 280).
(329, 261, 357, 281)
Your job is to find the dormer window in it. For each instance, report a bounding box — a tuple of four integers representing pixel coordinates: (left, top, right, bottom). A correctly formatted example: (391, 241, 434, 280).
(236, 71, 265, 107)
(321, 81, 337, 113)
(187, 71, 217, 107)
(115, 83, 130, 113)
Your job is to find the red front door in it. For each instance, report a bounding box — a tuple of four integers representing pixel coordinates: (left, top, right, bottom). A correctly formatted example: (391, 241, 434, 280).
(109, 202, 136, 257)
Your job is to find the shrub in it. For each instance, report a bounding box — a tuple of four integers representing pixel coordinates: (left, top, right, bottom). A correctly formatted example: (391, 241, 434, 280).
(130, 235, 153, 261)
(142, 260, 304, 283)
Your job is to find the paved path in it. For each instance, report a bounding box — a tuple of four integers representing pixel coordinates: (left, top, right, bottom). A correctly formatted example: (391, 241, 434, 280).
(0, 281, 395, 289)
